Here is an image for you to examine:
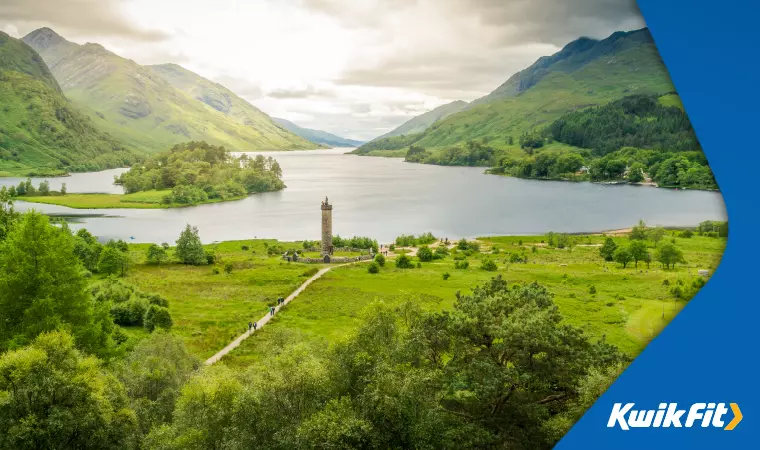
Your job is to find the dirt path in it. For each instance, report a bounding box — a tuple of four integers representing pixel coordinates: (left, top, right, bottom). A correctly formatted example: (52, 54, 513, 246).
(205, 266, 334, 365)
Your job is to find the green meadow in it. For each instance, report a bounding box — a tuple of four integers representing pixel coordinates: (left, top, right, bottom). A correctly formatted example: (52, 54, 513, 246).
(119, 231, 725, 366)
(20, 190, 246, 209)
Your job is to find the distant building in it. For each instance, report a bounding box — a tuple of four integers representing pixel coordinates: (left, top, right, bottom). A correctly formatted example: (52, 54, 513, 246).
(321, 196, 333, 257)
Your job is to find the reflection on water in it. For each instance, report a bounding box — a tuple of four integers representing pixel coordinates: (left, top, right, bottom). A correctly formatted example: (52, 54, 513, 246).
(6, 149, 726, 244)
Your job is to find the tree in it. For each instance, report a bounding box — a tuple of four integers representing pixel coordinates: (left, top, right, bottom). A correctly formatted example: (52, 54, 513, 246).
(99, 245, 129, 276)
(118, 332, 200, 435)
(374, 253, 386, 267)
(144, 366, 243, 450)
(38, 180, 50, 196)
(480, 258, 498, 271)
(61, 182, 67, 195)
(395, 254, 413, 268)
(74, 229, 104, 272)
(175, 224, 207, 265)
(627, 162, 646, 183)
(144, 305, 173, 332)
(0, 212, 113, 354)
(295, 397, 372, 449)
(0, 331, 139, 449)
(147, 244, 169, 265)
(417, 246, 434, 262)
(629, 219, 648, 240)
(367, 261, 380, 274)
(599, 237, 617, 261)
(629, 240, 649, 268)
(0, 188, 17, 242)
(649, 226, 666, 247)
(656, 243, 685, 269)
(613, 246, 633, 268)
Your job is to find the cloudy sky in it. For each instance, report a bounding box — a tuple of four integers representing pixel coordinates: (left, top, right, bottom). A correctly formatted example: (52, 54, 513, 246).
(1, 0, 644, 141)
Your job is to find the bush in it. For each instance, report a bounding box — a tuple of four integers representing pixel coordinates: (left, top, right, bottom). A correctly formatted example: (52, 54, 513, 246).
(374, 253, 386, 267)
(144, 305, 173, 332)
(224, 262, 233, 275)
(416, 262, 422, 268)
(110, 297, 148, 326)
(434, 246, 449, 259)
(454, 260, 469, 270)
(679, 230, 694, 238)
(205, 251, 216, 265)
(395, 254, 413, 269)
(589, 285, 597, 295)
(443, 272, 450, 280)
(417, 246, 434, 262)
(212, 266, 220, 275)
(241, 245, 250, 251)
(301, 267, 319, 277)
(367, 262, 380, 274)
(481, 259, 498, 271)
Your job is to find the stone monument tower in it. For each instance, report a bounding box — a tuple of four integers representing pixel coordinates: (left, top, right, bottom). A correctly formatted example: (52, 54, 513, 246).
(321, 196, 333, 256)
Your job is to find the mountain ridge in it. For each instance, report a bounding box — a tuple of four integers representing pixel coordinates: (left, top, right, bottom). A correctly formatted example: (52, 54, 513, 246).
(272, 118, 363, 147)
(373, 100, 468, 141)
(0, 31, 139, 175)
(22, 28, 319, 153)
(354, 27, 673, 156)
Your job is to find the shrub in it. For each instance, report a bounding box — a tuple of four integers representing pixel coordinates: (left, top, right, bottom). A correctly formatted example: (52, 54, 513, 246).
(241, 245, 249, 251)
(301, 267, 319, 277)
(205, 251, 216, 265)
(454, 260, 469, 270)
(442, 272, 450, 280)
(395, 254, 413, 268)
(480, 259, 498, 271)
(417, 246, 434, 262)
(212, 266, 220, 275)
(110, 297, 148, 326)
(367, 262, 380, 274)
(434, 246, 449, 259)
(589, 285, 597, 295)
(680, 230, 694, 238)
(416, 262, 422, 268)
(144, 305, 173, 332)
(224, 262, 233, 275)
(374, 253, 386, 267)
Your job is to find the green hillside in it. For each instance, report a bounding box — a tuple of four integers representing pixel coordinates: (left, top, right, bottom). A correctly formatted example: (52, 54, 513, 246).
(0, 32, 138, 176)
(148, 64, 320, 149)
(375, 100, 468, 139)
(354, 28, 674, 157)
(22, 28, 319, 153)
(272, 117, 362, 147)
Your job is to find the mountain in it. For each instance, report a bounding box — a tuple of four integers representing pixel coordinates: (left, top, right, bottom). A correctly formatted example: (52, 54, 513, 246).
(0, 31, 139, 176)
(375, 100, 468, 140)
(354, 28, 674, 156)
(22, 28, 318, 153)
(148, 63, 323, 149)
(271, 118, 363, 147)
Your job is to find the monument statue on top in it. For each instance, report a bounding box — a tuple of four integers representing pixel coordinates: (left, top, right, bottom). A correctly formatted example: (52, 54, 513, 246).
(321, 196, 333, 257)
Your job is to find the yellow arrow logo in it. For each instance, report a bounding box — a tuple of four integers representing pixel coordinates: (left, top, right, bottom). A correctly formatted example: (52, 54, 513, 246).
(724, 403, 742, 430)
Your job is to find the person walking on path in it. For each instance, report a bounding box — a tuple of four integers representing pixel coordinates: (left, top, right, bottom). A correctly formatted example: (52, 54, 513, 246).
(248, 322, 252, 332)
(270, 306, 275, 316)
(253, 322, 257, 331)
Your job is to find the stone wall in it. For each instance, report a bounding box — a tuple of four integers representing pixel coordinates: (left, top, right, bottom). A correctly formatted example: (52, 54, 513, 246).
(282, 254, 374, 264)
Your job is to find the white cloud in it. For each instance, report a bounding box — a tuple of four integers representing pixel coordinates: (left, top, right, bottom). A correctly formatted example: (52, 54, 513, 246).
(1, 0, 645, 141)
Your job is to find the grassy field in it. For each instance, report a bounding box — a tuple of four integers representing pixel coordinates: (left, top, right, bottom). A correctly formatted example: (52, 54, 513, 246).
(118, 231, 725, 368)
(20, 190, 246, 209)
(122, 240, 326, 359)
(221, 233, 724, 366)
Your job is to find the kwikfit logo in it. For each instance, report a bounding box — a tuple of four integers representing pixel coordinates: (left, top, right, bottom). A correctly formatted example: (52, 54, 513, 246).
(607, 403, 742, 431)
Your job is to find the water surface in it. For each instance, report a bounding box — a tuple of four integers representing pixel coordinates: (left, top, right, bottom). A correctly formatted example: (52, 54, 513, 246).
(4, 149, 726, 243)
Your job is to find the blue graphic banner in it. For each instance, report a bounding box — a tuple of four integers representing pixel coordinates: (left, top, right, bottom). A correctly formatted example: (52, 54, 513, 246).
(558, 0, 759, 447)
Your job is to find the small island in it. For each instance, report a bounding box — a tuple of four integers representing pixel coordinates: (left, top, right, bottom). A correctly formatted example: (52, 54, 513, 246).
(6, 141, 286, 209)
